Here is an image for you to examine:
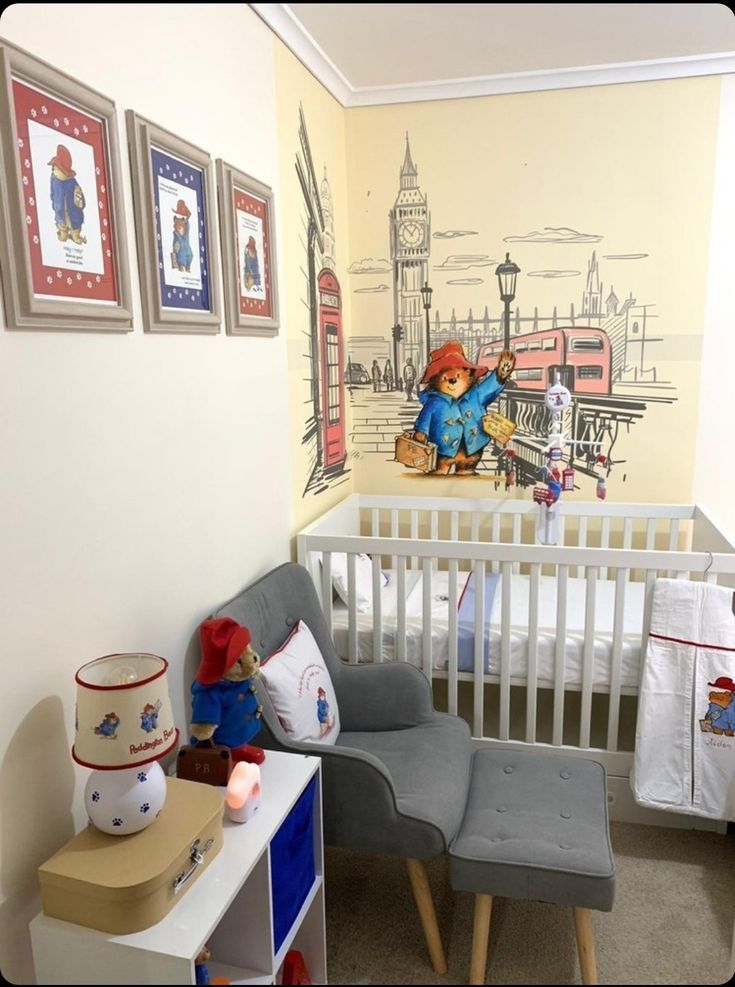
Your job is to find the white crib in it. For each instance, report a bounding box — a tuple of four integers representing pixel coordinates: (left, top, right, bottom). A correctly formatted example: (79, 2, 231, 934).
(297, 493, 735, 822)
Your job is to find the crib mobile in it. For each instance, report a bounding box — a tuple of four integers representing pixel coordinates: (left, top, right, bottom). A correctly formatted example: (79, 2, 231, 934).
(525, 374, 607, 546)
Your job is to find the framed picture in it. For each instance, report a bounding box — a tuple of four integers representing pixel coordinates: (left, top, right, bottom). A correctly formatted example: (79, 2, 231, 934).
(126, 110, 220, 334)
(0, 40, 133, 331)
(216, 160, 279, 336)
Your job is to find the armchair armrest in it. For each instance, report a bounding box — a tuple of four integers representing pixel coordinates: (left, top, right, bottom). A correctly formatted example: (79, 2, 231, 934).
(333, 662, 435, 732)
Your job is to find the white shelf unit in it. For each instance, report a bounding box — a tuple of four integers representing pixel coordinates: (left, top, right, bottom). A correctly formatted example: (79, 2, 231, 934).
(30, 751, 326, 985)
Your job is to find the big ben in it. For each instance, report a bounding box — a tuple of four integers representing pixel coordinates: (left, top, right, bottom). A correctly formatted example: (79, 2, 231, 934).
(390, 135, 430, 367)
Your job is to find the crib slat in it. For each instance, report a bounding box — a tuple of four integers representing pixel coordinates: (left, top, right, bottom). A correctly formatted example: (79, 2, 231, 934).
(347, 552, 358, 664)
(512, 515, 521, 574)
(430, 511, 439, 570)
(371, 508, 380, 537)
(579, 566, 598, 748)
(576, 517, 588, 578)
(639, 568, 657, 688)
(525, 563, 540, 744)
(322, 551, 333, 637)
(552, 565, 569, 746)
(499, 561, 512, 741)
(645, 517, 656, 551)
(606, 567, 627, 752)
(448, 558, 459, 716)
(372, 553, 383, 663)
(390, 509, 399, 573)
(473, 559, 486, 739)
(667, 519, 680, 577)
(422, 558, 433, 680)
(396, 555, 407, 663)
(491, 514, 500, 572)
(410, 510, 418, 570)
(471, 511, 480, 542)
(450, 511, 459, 542)
(705, 572, 718, 585)
(623, 516, 633, 551)
(600, 517, 610, 581)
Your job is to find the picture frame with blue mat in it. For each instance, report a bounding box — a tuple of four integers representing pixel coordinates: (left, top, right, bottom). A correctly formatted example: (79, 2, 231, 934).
(126, 110, 221, 334)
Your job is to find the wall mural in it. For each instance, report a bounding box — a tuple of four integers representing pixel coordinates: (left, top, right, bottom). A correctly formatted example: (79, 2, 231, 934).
(295, 105, 350, 497)
(347, 135, 675, 488)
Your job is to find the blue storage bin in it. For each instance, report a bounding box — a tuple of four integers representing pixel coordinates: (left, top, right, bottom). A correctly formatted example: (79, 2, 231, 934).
(270, 777, 316, 953)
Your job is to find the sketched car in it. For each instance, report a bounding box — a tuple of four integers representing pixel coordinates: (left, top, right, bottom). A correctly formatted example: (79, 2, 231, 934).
(344, 362, 369, 384)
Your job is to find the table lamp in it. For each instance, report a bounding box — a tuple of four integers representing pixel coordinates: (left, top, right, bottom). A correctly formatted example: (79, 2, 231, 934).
(72, 653, 179, 835)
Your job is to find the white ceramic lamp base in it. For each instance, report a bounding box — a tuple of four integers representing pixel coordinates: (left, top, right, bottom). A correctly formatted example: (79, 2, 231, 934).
(84, 761, 167, 835)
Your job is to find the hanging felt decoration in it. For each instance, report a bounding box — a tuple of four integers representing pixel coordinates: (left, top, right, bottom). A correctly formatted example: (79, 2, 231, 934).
(563, 467, 575, 492)
(533, 485, 555, 506)
(504, 449, 516, 490)
(596, 477, 607, 500)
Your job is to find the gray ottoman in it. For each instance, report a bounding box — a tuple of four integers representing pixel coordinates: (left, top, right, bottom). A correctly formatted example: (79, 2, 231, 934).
(449, 749, 615, 985)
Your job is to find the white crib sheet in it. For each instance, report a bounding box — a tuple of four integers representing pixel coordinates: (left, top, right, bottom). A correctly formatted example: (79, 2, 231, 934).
(330, 569, 646, 690)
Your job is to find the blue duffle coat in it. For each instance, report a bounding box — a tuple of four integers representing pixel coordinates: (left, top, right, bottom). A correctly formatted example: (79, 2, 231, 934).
(414, 371, 505, 457)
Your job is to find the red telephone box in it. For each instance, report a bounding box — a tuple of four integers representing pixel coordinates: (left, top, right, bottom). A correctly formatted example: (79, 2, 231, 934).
(318, 269, 346, 468)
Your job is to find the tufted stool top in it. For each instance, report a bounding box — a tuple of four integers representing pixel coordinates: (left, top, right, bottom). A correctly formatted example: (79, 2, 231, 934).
(449, 749, 615, 912)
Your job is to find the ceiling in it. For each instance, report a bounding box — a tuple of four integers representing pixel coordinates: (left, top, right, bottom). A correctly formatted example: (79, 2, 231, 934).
(252, 3, 735, 105)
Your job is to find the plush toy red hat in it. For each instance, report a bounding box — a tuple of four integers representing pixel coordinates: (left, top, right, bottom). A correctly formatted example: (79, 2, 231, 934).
(173, 199, 191, 218)
(708, 676, 735, 692)
(197, 617, 252, 685)
(48, 144, 75, 177)
(421, 341, 490, 385)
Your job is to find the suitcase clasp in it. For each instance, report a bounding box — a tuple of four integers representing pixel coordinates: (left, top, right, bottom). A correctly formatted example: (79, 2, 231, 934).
(172, 837, 215, 895)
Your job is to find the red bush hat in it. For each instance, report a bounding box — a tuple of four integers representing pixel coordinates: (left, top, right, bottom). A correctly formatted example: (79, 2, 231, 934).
(173, 199, 192, 218)
(421, 341, 490, 385)
(48, 144, 75, 177)
(708, 676, 735, 692)
(197, 618, 252, 685)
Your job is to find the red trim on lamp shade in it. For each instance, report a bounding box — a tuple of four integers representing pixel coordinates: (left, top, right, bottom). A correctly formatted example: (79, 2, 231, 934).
(75, 654, 170, 691)
(71, 728, 180, 770)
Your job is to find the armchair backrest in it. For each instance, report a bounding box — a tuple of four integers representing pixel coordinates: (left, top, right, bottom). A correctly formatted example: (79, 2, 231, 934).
(213, 562, 343, 750)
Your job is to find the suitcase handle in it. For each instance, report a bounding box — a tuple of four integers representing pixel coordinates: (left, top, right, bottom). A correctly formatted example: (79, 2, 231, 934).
(172, 837, 215, 895)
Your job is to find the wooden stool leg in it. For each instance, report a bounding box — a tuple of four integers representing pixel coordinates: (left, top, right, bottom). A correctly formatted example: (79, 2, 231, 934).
(470, 893, 493, 985)
(573, 907, 598, 985)
(405, 858, 448, 974)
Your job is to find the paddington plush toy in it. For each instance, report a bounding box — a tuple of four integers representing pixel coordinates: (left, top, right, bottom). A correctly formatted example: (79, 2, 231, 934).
(413, 341, 516, 475)
(190, 617, 265, 765)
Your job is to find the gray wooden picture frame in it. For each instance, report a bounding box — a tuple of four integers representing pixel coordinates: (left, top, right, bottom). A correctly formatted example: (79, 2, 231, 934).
(216, 159, 279, 336)
(0, 39, 133, 332)
(126, 110, 221, 334)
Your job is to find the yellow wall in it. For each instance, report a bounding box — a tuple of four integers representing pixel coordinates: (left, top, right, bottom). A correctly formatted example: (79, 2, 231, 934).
(274, 41, 354, 530)
(345, 77, 721, 503)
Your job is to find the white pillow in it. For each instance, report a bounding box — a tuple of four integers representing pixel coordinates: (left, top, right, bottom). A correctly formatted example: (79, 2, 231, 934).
(260, 620, 340, 745)
(329, 553, 387, 613)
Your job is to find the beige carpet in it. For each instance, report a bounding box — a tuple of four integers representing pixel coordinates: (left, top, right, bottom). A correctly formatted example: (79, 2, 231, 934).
(324, 822, 735, 985)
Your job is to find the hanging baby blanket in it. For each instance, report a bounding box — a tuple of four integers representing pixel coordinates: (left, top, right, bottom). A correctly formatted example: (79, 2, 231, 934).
(632, 578, 735, 820)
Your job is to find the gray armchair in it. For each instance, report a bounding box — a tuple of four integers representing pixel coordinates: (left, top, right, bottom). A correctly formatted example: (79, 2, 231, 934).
(215, 562, 472, 973)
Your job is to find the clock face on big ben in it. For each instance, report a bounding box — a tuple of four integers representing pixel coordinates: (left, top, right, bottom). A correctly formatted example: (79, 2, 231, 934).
(398, 220, 424, 248)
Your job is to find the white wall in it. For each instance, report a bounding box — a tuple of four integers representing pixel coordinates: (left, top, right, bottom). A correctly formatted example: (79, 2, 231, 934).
(0, 6, 292, 982)
(696, 73, 735, 542)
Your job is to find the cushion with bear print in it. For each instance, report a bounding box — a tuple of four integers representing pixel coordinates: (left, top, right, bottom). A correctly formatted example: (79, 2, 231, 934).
(261, 620, 340, 745)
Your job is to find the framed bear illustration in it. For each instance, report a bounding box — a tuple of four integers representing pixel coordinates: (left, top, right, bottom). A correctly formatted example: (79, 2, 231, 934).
(216, 159, 279, 336)
(126, 110, 221, 334)
(0, 40, 134, 332)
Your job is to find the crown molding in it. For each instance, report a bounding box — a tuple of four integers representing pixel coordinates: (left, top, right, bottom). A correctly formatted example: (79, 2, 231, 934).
(252, 3, 735, 107)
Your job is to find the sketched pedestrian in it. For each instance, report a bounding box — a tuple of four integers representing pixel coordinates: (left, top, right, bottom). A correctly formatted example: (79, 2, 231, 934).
(403, 357, 417, 401)
(384, 358, 394, 391)
(372, 359, 382, 392)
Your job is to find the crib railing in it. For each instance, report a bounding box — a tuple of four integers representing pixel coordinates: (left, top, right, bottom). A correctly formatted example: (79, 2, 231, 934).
(297, 494, 735, 773)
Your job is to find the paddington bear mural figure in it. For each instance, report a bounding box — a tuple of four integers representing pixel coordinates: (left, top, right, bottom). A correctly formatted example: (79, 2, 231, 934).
(413, 342, 516, 475)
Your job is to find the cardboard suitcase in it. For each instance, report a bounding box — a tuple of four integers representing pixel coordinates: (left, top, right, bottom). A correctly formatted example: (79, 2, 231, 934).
(38, 777, 223, 934)
(395, 431, 438, 473)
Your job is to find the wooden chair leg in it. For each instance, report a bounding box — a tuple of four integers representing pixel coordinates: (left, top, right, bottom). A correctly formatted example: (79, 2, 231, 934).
(405, 857, 448, 974)
(469, 893, 493, 985)
(573, 907, 598, 985)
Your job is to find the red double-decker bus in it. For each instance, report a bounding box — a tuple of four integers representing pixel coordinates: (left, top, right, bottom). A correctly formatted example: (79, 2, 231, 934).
(476, 326, 611, 395)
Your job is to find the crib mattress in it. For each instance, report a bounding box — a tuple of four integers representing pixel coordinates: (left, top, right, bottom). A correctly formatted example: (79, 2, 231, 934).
(330, 568, 646, 690)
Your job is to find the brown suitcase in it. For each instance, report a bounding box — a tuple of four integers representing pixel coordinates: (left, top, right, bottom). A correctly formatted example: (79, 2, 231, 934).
(177, 739, 233, 786)
(395, 431, 438, 473)
(38, 777, 223, 934)
(482, 411, 516, 445)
